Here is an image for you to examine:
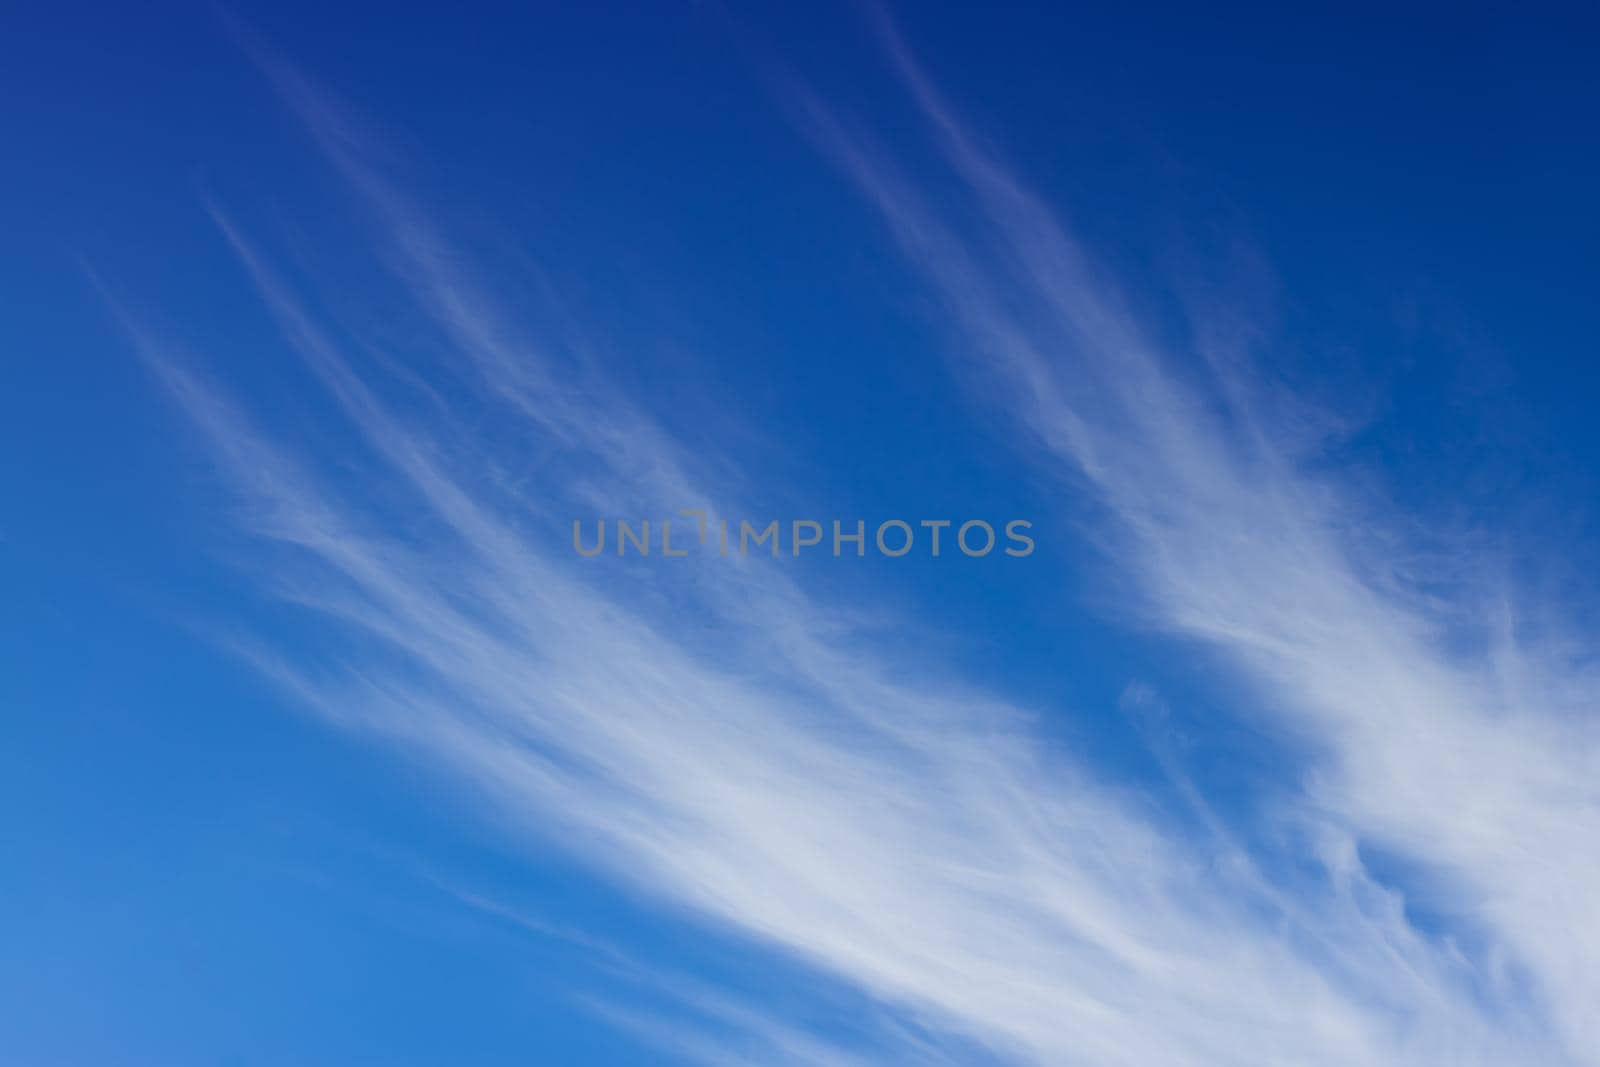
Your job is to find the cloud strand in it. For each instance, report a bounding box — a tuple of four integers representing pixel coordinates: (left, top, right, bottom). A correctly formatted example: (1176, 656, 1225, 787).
(107, 33, 1591, 1066)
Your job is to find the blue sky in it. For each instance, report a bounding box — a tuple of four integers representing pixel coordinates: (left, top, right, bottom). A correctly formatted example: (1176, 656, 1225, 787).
(5, 3, 1600, 1065)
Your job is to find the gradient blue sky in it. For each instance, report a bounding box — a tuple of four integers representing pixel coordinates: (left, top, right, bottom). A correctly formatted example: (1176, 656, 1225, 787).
(5, 4, 1600, 1065)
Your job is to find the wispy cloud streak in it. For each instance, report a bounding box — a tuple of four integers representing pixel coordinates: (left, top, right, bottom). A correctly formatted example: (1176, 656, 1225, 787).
(109, 36, 1591, 1067)
(800, 11, 1600, 1061)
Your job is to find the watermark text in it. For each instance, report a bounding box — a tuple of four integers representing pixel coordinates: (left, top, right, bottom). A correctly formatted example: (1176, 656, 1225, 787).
(573, 511, 1035, 559)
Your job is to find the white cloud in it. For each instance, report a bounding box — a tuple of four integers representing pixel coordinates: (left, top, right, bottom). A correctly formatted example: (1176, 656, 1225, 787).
(800, 12, 1600, 1062)
(108, 37, 1590, 1066)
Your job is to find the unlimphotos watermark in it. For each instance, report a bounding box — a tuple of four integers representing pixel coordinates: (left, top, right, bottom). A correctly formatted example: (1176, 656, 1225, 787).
(573, 510, 1034, 559)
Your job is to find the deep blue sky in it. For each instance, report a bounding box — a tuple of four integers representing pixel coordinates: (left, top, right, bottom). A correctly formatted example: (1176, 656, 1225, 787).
(4, 4, 1600, 1065)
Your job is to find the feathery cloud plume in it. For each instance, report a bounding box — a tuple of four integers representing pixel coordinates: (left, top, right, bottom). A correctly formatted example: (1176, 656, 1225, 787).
(107, 32, 1590, 1066)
